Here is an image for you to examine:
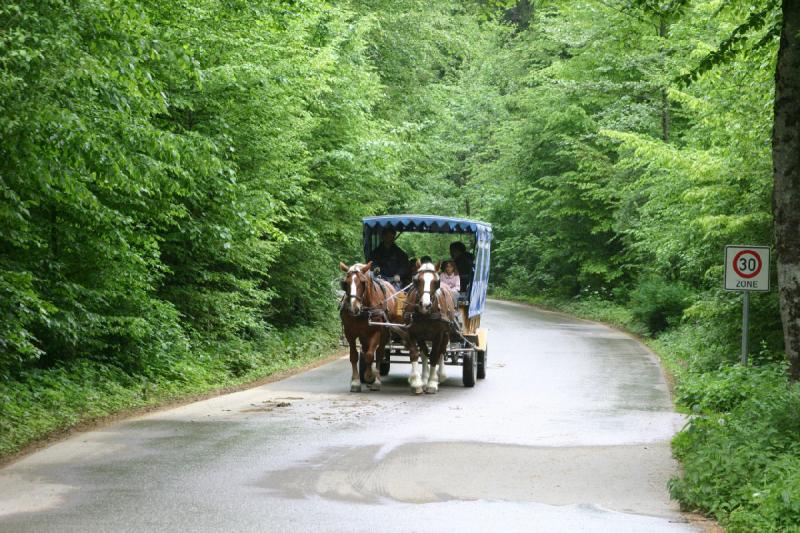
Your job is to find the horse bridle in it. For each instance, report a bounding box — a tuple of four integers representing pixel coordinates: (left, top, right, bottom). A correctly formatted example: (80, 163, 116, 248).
(341, 271, 387, 318)
(342, 271, 366, 304)
(412, 269, 439, 310)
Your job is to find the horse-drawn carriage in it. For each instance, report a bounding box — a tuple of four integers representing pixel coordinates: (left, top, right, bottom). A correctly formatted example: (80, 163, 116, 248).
(339, 215, 492, 394)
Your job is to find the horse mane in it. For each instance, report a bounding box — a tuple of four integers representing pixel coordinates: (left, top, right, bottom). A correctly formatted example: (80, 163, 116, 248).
(355, 269, 396, 314)
(434, 289, 456, 321)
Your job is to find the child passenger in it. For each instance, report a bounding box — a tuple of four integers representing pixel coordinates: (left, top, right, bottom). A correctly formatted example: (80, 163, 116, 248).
(440, 261, 461, 292)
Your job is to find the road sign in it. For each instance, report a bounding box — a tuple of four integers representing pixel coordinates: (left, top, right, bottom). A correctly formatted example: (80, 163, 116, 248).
(724, 245, 770, 365)
(724, 245, 770, 292)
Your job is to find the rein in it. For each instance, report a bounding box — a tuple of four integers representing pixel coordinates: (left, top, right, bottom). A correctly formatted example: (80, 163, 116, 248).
(386, 282, 413, 299)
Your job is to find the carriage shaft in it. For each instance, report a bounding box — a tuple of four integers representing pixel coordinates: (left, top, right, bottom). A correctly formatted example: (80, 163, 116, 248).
(368, 321, 408, 328)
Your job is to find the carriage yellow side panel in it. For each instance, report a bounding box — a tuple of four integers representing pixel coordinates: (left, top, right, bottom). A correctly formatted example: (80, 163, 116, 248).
(394, 292, 407, 321)
(477, 327, 488, 350)
(460, 306, 481, 335)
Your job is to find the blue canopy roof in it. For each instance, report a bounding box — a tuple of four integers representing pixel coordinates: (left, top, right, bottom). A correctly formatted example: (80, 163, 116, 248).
(363, 215, 492, 318)
(362, 215, 492, 235)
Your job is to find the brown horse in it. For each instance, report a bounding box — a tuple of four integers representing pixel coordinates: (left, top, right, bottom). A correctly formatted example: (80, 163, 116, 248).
(403, 260, 458, 394)
(339, 261, 399, 392)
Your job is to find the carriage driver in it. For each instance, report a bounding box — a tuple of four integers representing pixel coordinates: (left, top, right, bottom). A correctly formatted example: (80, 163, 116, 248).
(449, 241, 474, 292)
(369, 228, 410, 286)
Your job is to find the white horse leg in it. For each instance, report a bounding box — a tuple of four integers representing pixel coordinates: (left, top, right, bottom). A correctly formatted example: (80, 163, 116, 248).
(348, 340, 361, 393)
(408, 360, 423, 394)
(369, 360, 382, 391)
(425, 362, 440, 394)
(427, 339, 446, 393)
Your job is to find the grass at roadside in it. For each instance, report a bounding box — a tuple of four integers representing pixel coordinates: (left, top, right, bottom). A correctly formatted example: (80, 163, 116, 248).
(491, 290, 639, 331)
(492, 289, 800, 531)
(0, 323, 339, 461)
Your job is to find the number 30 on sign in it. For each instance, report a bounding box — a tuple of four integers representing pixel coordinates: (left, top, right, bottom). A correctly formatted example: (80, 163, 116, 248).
(724, 246, 770, 292)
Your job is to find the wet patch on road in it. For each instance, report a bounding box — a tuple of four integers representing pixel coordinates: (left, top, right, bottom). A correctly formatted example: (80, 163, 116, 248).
(259, 440, 682, 519)
(0, 474, 74, 517)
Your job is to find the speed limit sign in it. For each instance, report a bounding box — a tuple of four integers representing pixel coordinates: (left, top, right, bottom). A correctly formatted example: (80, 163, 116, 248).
(725, 245, 769, 365)
(725, 245, 770, 292)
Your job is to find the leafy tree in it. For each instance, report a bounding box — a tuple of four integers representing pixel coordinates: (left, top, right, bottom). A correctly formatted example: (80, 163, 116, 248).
(0, 0, 192, 375)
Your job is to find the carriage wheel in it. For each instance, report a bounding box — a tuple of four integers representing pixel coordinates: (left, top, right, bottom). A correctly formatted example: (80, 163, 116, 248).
(379, 358, 390, 376)
(477, 345, 487, 380)
(462, 351, 477, 388)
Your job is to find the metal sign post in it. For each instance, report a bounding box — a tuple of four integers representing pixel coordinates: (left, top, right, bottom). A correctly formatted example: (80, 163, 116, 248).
(741, 291, 749, 364)
(724, 245, 770, 365)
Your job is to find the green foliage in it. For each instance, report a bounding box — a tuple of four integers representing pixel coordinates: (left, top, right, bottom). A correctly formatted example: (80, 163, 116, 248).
(0, 323, 338, 457)
(670, 377, 800, 531)
(651, 289, 785, 373)
(678, 0, 781, 85)
(469, 0, 779, 324)
(1, 0, 194, 373)
(0, 0, 420, 379)
(628, 276, 692, 335)
(676, 363, 788, 414)
(0, 270, 51, 373)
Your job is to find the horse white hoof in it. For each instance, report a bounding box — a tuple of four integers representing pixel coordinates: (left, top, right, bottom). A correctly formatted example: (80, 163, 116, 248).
(350, 381, 362, 392)
(425, 384, 438, 394)
(409, 376, 423, 388)
(413, 387, 424, 395)
(369, 381, 381, 391)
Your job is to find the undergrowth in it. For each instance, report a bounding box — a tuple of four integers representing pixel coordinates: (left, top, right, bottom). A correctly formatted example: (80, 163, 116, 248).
(0, 322, 338, 458)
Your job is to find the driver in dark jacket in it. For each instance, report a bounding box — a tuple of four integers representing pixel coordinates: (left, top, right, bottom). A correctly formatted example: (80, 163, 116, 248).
(449, 241, 474, 292)
(369, 228, 410, 284)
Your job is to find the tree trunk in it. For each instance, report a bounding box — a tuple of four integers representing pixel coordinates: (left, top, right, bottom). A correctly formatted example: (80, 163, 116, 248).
(773, 0, 800, 380)
(504, 0, 533, 30)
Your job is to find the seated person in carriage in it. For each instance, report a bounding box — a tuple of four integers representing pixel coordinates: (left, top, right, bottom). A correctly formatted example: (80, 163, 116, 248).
(440, 260, 460, 292)
(369, 227, 410, 287)
(449, 241, 474, 292)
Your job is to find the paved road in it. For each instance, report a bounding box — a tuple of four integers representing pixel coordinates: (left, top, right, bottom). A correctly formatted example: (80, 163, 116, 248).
(0, 300, 698, 532)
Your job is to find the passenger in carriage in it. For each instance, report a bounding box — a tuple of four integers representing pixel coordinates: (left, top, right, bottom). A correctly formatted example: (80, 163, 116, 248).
(449, 241, 474, 292)
(369, 227, 410, 286)
(439, 260, 460, 292)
